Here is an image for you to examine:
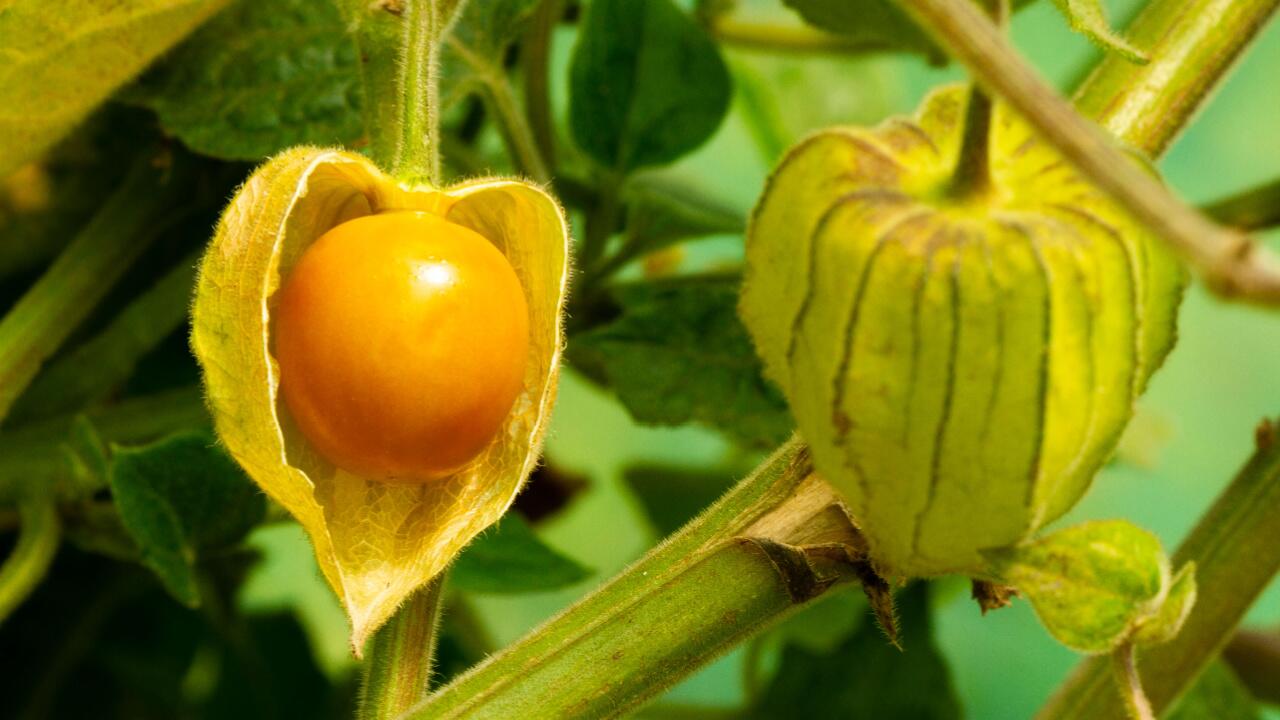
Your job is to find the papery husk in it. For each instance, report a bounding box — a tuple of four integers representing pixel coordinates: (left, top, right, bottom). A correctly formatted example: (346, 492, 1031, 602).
(740, 85, 1186, 578)
(192, 147, 569, 650)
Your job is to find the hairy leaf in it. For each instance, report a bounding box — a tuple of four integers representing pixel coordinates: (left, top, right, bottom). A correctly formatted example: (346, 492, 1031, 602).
(0, 0, 228, 177)
(750, 583, 960, 719)
(983, 520, 1171, 653)
(569, 0, 731, 172)
(109, 432, 265, 606)
(451, 514, 592, 594)
(128, 0, 362, 160)
(571, 276, 793, 448)
(1133, 561, 1197, 646)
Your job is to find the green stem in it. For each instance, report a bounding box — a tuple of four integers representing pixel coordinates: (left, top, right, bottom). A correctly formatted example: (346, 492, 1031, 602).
(522, 0, 561, 174)
(347, 0, 451, 183)
(359, 576, 446, 720)
(707, 16, 904, 55)
(581, 173, 622, 270)
(1073, 0, 1280, 157)
(947, 0, 1006, 200)
(895, 0, 1280, 305)
(1110, 644, 1155, 720)
(9, 250, 199, 424)
(1038, 418, 1280, 719)
(482, 79, 551, 184)
(0, 496, 60, 624)
(403, 442, 872, 720)
(1204, 177, 1280, 232)
(0, 155, 190, 424)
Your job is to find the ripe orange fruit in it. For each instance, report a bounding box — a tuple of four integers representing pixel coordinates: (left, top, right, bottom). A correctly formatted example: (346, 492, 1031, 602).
(274, 211, 529, 482)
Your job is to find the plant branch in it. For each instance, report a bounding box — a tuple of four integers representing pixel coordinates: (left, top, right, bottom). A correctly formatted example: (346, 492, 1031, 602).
(706, 15, 904, 56)
(1038, 418, 1280, 719)
(359, 576, 447, 720)
(1204, 177, 1280, 232)
(1110, 644, 1154, 720)
(0, 153, 192, 425)
(947, 0, 1006, 199)
(522, 0, 561, 173)
(481, 79, 551, 185)
(1073, 0, 1280, 157)
(895, 0, 1280, 305)
(347, 0, 454, 183)
(401, 441, 880, 719)
(0, 495, 60, 624)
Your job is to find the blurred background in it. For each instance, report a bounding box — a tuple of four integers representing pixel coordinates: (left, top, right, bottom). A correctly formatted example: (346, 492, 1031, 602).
(0, 0, 1277, 717)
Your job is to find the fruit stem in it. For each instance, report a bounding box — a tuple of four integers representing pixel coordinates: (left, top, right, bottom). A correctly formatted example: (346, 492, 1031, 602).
(357, 576, 446, 720)
(0, 495, 60, 625)
(947, 0, 1006, 201)
(347, 0, 458, 184)
(896, 0, 1280, 305)
(1110, 643, 1155, 720)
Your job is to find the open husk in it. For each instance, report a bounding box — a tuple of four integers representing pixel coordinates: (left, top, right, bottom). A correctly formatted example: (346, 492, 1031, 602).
(192, 147, 569, 650)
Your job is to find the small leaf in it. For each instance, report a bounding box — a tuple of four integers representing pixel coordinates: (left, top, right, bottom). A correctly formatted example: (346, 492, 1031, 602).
(570, 275, 794, 448)
(451, 514, 592, 594)
(0, 0, 228, 177)
(1134, 562, 1197, 646)
(1051, 0, 1149, 63)
(440, 0, 541, 107)
(982, 520, 1171, 653)
(1166, 661, 1261, 720)
(622, 463, 738, 536)
(750, 583, 961, 719)
(108, 432, 266, 606)
(569, 0, 731, 172)
(127, 0, 362, 160)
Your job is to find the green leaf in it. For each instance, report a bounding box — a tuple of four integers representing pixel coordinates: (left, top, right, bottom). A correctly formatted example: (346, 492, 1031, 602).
(450, 514, 591, 594)
(1166, 661, 1261, 720)
(440, 0, 541, 107)
(128, 0, 362, 160)
(782, 0, 941, 60)
(569, 0, 731, 172)
(108, 432, 266, 606)
(1051, 0, 1149, 63)
(570, 275, 794, 448)
(1133, 562, 1197, 646)
(982, 520, 1170, 653)
(0, 0, 228, 177)
(750, 583, 961, 719)
(622, 464, 738, 537)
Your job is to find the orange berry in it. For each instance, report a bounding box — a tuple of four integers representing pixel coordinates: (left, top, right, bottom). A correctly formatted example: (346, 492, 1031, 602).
(273, 211, 529, 482)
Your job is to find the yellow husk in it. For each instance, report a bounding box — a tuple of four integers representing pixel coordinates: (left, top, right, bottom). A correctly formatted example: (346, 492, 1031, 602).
(192, 147, 569, 651)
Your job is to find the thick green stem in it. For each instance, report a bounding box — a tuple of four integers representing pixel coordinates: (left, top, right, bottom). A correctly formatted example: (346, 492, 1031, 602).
(1038, 419, 1280, 719)
(1204, 177, 1280, 232)
(1073, 0, 1280, 157)
(895, 0, 1280, 305)
(347, 0, 452, 183)
(403, 441, 873, 720)
(0, 155, 190, 424)
(359, 577, 447, 720)
(0, 496, 60, 624)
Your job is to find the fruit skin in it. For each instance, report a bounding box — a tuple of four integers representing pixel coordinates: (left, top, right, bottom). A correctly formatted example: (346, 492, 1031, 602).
(274, 210, 530, 482)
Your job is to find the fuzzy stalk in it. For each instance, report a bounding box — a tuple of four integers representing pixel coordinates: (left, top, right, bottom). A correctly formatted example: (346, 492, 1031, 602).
(358, 577, 447, 720)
